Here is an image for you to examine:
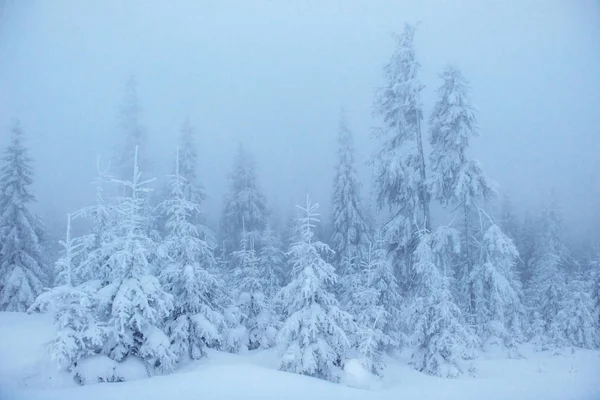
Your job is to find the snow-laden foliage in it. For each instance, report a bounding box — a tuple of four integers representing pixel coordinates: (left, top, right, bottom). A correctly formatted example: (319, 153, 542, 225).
(278, 196, 353, 382)
(469, 224, 525, 348)
(158, 149, 225, 362)
(231, 227, 278, 350)
(30, 280, 107, 370)
(259, 227, 286, 297)
(373, 23, 431, 250)
(351, 241, 397, 376)
(29, 213, 106, 370)
(428, 65, 496, 323)
(72, 158, 117, 284)
(54, 213, 93, 288)
(428, 66, 495, 208)
(527, 200, 570, 349)
(220, 146, 269, 255)
(330, 114, 371, 297)
(562, 272, 596, 349)
(0, 122, 48, 311)
(408, 228, 477, 378)
(499, 196, 530, 286)
(94, 147, 175, 373)
(176, 119, 206, 209)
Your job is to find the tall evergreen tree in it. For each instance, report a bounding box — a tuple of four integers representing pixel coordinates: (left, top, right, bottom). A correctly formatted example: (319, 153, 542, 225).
(158, 148, 225, 362)
(352, 239, 398, 376)
(74, 157, 116, 284)
(373, 23, 431, 257)
(469, 224, 525, 348)
(277, 196, 353, 382)
(220, 146, 269, 255)
(231, 226, 278, 350)
(527, 198, 569, 349)
(97, 147, 175, 373)
(407, 227, 477, 377)
(0, 122, 48, 311)
(428, 65, 496, 322)
(176, 119, 206, 211)
(563, 270, 596, 349)
(259, 226, 287, 297)
(330, 113, 371, 306)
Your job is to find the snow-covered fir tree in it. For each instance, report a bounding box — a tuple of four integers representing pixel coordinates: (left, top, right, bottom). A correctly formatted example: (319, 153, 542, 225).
(259, 226, 287, 297)
(158, 148, 225, 362)
(408, 227, 477, 378)
(563, 270, 596, 349)
(351, 240, 398, 376)
(469, 223, 525, 349)
(29, 213, 105, 371)
(330, 113, 371, 308)
(373, 22, 431, 248)
(220, 146, 269, 255)
(0, 121, 48, 311)
(428, 65, 496, 322)
(95, 147, 175, 373)
(176, 119, 206, 209)
(74, 157, 116, 284)
(277, 196, 353, 382)
(231, 225, 278, 350)
(527, 199, 569, 349)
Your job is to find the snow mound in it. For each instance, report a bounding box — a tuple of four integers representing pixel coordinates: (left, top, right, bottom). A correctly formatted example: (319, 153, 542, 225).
(341, 359, 379, 390)
(74, 355, 148, 385)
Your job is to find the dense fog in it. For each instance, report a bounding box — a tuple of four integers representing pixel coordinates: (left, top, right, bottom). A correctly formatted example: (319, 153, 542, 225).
(1, 0, 599, 240)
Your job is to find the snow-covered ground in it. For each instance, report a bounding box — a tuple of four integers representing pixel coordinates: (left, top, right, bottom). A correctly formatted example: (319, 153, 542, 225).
(1, 312, 599, 400)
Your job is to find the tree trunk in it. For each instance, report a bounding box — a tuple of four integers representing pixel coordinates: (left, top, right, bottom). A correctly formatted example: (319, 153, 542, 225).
(415, 114, 431, 232)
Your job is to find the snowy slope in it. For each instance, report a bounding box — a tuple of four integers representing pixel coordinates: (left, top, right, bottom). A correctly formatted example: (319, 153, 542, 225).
(1, 312, 599, 400)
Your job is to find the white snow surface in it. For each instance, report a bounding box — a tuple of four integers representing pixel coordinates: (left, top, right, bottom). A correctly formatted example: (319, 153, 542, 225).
(1, 312, 599, 400)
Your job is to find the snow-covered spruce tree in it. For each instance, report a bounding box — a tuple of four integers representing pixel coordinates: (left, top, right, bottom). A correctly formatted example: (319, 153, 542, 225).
(158, 148, 225, 362)
(527, 199, 569, 349)
(278, 196, 353, 382)
(428, 65, 496, 323)
(408, 227, 477, 378)
(29, 213, 105, 370)
(259, 226, 286, 297)
(518, 212, 538, 289)
(499, 196, 531, 289)
(74, 157, 116, 284)
(231, 225, 278, 350)
(113, 75, 148, 182)
(373, 23, 431, 250)
(330, 113, 371, 308)
(0, 121, 48, 311)
(177, 119, 206, 210)
(220, 145, 269, 255)
(98, 147, 175, 373)
(469, 223, 525, 349)
(563, 270, 596, 349)
(352, 240, 398, 376)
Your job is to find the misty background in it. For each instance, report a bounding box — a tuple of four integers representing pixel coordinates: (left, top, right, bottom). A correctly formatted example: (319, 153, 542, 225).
(0, 0, 599, 242)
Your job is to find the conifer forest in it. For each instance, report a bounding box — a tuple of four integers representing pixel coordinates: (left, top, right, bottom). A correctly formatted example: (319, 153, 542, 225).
(1, 1, 599, 399)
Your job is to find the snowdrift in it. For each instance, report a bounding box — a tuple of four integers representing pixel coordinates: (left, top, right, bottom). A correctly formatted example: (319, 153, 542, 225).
(1, 312, 599, 400)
